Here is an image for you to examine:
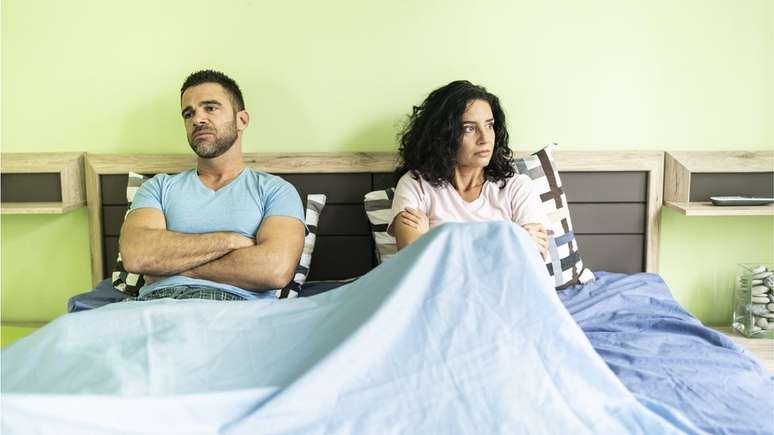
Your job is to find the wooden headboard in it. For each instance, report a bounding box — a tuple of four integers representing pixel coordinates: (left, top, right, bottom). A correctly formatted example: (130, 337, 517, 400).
(85, 151, 663, 286)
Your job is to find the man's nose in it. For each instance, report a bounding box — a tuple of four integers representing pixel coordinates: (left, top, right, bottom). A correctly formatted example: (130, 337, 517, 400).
(192, 112, 208, 126)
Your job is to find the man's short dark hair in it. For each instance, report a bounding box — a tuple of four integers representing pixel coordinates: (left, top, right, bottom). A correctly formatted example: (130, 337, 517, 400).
(181, 70, 245, 111)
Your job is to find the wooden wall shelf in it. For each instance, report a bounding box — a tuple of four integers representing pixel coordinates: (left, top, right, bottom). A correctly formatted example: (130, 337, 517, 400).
(665, 201, 774, 216)
(664, 151, 774, 217)
(1, 153, 86, 214)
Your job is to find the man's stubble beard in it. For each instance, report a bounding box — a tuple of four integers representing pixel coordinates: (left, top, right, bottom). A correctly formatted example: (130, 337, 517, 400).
(189, 119, 238, 159)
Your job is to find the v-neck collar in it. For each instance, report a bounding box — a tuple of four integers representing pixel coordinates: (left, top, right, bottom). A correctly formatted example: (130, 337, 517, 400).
(450, 180, 487, 205)
(194, 168, 247, 193)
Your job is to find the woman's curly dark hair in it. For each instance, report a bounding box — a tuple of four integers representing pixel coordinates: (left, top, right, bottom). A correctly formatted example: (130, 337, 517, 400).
(396, 80, 514, 188)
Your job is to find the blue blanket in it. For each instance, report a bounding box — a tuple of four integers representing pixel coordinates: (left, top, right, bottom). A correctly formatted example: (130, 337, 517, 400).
(2, 222, 699, 434)
(560, 272, 774, 435)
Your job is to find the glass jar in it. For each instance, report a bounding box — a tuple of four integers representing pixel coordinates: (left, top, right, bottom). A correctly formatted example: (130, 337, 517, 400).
(733, 263, 774, 338)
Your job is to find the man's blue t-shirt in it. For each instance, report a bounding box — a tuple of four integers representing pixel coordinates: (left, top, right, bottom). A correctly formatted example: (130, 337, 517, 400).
(129, 168, 305, 299)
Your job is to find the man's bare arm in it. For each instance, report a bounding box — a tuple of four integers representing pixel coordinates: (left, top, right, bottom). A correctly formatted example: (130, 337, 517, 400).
(181, 216, 305, 291)
(119, 208, 254, 275)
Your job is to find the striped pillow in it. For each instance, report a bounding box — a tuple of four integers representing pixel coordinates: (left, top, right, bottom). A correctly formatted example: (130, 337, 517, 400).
(364, 188, 397, 263)
(111, 172, 149, 295)
(513, 143, 594, 288)
(279, 194, 326, 298)
(112, 172, 324, 299)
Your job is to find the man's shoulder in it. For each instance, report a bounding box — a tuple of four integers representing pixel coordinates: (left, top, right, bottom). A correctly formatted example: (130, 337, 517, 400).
(244, 169, 295, 191)
(131, 170, 196, 205)
(141, 170, 191, 195)
(143, 169, 196, 186)
(242, 170, 303, 214)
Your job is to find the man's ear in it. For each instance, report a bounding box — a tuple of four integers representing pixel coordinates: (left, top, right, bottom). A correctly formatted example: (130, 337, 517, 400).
(237, 111, 250, 131)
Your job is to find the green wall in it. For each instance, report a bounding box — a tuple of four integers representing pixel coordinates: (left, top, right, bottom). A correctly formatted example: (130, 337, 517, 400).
(2, 0, 772, 325)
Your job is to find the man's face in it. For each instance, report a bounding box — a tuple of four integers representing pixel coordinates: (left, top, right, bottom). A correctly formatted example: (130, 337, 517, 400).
(180, 83, 243, 159)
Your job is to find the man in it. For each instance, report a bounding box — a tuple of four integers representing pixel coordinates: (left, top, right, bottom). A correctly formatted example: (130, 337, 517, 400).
(119, 70, 306, 301)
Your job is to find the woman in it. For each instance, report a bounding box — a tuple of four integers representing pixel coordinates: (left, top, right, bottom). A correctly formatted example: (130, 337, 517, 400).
(388, 80, 549, 260)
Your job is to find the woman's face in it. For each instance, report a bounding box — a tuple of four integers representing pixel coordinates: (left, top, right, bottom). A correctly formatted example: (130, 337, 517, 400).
(455, 99, 495, 170)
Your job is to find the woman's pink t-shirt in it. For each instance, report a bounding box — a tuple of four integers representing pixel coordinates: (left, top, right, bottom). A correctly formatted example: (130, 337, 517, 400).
(388, 172, 548, 234)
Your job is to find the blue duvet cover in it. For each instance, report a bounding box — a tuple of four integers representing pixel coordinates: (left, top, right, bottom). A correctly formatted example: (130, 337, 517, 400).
(1, 222, 699, 435)
(559, 272, 774, 435)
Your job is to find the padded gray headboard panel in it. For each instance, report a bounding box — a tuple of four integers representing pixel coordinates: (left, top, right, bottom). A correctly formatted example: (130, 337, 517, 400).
(98, 171, 649, 281)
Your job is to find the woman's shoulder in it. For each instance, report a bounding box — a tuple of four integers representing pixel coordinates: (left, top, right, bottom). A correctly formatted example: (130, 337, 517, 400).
(396, 173, 456, 205)
(396, 172, 437, 193)
(397, 171, 423, 185)
(494, 174, 539, 203)
(503, 173, 534, 191)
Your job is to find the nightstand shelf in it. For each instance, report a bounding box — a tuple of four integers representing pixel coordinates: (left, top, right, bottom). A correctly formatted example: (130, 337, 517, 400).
(1, 153, 86, 214)
(0, 201, 85, 214)
(664, 151, 773, 217)
(665, 201, 774, 217)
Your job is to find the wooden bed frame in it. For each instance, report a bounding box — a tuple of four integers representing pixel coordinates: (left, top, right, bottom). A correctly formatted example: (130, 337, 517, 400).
(85, 151, 663, 286)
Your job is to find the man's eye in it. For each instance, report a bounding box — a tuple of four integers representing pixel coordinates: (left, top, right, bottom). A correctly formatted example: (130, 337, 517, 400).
(487, 123, 494, 129)
(463, 126, 474, 133)
(205, 106, 216, 112)
(183, 112, 192, 119)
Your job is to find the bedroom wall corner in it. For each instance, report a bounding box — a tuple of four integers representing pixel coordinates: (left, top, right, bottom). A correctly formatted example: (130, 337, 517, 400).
(659, 210, 774, 326)
(1, 210, 92, 322)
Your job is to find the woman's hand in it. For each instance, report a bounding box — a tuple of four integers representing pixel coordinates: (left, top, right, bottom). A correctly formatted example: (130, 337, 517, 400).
(522, 223, 550, 261)
(399, 208, 430, 235)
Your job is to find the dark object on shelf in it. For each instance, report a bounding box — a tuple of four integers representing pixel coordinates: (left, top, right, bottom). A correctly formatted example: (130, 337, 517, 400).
(710, 196, 774, 206)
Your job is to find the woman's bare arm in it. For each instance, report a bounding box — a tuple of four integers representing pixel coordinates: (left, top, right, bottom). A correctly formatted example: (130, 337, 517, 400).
(392, 208, 429, 250)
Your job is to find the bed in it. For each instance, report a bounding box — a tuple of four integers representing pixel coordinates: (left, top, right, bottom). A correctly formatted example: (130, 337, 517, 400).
(2, 151, 772, 435)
